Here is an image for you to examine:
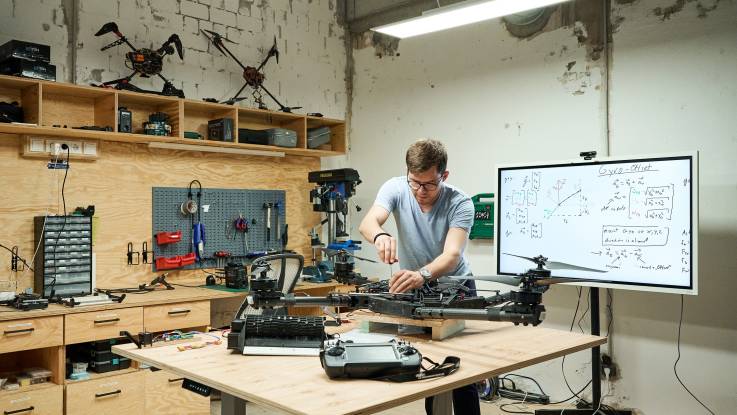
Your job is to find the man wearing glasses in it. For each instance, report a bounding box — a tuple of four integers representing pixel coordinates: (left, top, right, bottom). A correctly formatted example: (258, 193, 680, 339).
(359, 138, 479, 415)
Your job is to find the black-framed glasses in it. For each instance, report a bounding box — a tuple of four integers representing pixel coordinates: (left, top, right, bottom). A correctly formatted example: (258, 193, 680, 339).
(407, 173, 443, 191)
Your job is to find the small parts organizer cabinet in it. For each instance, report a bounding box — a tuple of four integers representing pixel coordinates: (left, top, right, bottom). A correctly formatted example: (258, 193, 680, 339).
(33, 215, 93, 298)
(0, 291, 217, 415)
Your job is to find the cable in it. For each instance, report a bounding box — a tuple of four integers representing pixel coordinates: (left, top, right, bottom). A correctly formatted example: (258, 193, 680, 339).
(673, 295, 715, 415)
(501, 374, 547, 396)
(577, 288, 591, 334)
(0, 243, 34, 272)
(499, 403, 533, 414)
(48, 146, 70, 297)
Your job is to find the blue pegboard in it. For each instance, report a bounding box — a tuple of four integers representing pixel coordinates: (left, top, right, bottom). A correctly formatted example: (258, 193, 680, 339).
(152, 187, 286, 271)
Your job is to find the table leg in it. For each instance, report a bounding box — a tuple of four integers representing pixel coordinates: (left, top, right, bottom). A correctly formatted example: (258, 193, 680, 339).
(221, 393, 247, 415)
(431, 391, 452, 415)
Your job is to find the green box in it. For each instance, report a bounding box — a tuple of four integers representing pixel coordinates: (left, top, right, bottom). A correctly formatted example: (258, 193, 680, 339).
(469, 193, 494, 240)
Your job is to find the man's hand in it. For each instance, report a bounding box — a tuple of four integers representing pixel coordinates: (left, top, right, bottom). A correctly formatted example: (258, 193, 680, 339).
(374, 234, 398, 265)
(389, 270, 423, 293)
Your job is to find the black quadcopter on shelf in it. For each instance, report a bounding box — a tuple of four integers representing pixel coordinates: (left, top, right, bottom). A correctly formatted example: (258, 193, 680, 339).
(245, 253, 607, 326)
(201, 30, 301, 112)
(93, 22, 185, 98)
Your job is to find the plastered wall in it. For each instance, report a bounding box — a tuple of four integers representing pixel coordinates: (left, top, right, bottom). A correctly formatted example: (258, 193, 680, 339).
(0, 0, 348, 118)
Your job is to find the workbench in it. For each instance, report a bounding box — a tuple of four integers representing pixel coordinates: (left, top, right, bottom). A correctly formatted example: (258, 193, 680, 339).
(112, 319, 606, 415)
(0, 282, 348, 414)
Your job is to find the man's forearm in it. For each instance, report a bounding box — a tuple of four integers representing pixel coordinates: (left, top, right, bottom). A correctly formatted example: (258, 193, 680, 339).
(423, 251, 461, 279)
(359, 218, 385, 243)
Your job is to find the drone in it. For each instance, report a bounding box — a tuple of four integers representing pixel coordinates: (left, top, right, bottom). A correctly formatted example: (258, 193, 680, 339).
(94, 22, 185, 98)
(245, 253, 607, 327)
(201, 30, 301, 112)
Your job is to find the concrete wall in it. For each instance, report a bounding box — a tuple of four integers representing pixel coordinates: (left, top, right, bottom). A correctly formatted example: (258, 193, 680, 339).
(347, 0, 737, 413)
(0, 0, 348, 118)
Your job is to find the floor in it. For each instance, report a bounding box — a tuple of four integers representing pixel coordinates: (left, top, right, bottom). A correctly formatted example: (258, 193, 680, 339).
(210, 397, 572, 414)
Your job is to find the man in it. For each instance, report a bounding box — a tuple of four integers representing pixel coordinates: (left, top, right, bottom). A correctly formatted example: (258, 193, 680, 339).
(359, 138, 479, 415)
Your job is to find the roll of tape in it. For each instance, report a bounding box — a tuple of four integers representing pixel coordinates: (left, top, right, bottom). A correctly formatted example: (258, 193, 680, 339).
(181, 200, 198, 215)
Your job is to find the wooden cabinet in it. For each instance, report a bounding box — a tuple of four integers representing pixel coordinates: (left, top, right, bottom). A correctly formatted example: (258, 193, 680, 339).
(65, 370, 144, 415)
(0, 385, 63, 415)
(0, 317, 63, 354)
(64, 307, 143, 344)
(144, 369, 209, 415)
(143, 301, 209, 332)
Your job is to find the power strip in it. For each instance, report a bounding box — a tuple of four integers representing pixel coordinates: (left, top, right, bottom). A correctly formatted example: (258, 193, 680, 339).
(498, 387, 550, 404)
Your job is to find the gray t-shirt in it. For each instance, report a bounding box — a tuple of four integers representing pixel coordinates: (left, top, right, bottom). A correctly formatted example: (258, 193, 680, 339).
(375, 176, 474, 277)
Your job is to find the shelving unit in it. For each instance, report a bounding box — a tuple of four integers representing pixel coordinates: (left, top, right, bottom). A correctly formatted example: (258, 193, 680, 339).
(0, 74, 346, 158)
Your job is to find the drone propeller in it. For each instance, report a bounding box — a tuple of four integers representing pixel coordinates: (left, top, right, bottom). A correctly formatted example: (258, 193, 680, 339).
(444, 274, 603, 287)
(95, 22, 121, 37)
(503, 253, 607, 273)
(167, 34, 184, 59)
(270, 36, 279, 64)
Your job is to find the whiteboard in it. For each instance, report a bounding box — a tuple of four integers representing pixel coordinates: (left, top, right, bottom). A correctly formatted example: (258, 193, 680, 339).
(495, 153, 698, 294)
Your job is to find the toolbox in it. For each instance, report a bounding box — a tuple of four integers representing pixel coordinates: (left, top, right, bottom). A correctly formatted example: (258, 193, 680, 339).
(307, 126, 331, 149)
(0, 58, 56, 81)
(469, 193, 495, 240)
(0, 40, 51, 63)
(238, 128, 297, 148)
(208, 118, 234, 141)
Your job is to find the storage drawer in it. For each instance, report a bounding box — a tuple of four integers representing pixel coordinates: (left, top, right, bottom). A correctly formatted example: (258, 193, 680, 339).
(64, 307, 143, 344)
(143, 301, 210, 332)
(144, 369, 209, 415)
(65, 370, 143, 415)
(0, 316, 63, 354)
(0, 384, 63, 415)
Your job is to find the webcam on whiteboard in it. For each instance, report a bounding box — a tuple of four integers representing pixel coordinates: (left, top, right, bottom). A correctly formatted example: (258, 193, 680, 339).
(580, 151, 597, 160)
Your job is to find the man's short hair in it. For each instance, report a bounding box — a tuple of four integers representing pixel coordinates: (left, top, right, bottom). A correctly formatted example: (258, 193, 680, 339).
(406, 139, 448, 174)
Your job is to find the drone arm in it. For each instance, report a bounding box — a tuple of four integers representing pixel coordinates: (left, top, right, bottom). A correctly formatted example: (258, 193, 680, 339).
(413, 304, 545, 326)
(258, 84, 289, 112)
(217, 41, 248, 71)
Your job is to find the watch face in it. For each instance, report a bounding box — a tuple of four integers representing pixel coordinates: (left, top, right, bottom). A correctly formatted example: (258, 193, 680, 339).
(420, 268, 431, 278)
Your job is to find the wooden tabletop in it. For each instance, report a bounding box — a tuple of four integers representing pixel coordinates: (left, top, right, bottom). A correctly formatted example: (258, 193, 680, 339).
(112, 321, 606, 415)
(0, 286, 242, 321)
(0, 281, 352, 321)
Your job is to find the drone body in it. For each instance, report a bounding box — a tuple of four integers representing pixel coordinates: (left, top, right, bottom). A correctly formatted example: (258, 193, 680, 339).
(201, 30, 301, 112)
(94, 22, 185, 98)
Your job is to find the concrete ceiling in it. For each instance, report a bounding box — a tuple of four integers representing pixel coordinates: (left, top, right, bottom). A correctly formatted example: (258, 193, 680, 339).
(344, 0, 467, 33)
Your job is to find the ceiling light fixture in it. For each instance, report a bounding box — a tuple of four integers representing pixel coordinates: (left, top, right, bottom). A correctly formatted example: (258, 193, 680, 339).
(372, 0, 572, 39)
(148, 142, 285, 157)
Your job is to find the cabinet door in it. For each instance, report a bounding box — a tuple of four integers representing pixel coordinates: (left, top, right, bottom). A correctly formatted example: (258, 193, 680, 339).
(144, 369, 209, 415)
(0, 385, 63, 415)
(65, 370, 143, 415)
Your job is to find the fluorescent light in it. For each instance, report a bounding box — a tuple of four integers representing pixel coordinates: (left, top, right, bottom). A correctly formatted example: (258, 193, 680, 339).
(372, 0, 571, 39)
(148, 142, 285, 157)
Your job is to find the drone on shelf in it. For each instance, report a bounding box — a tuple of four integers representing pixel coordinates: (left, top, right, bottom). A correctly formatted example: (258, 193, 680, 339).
(201, 30, 301, 112)
(246, 253, 607, 326)
(94, 22, 185, 98)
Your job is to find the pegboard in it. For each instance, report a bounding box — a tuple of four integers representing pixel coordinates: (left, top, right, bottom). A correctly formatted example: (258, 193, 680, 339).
(152, 187, 286, 271)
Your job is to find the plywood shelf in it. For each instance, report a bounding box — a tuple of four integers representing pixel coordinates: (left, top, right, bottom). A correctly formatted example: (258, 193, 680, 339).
(0, 74, 346, 158)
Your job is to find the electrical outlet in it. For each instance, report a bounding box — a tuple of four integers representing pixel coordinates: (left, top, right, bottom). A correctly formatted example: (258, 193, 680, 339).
(601, 353, 620, 380)
(47, 140, 82, 154)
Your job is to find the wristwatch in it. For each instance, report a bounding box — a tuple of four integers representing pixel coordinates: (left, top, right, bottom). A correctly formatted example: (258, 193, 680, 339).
(419, 267, 432, 284)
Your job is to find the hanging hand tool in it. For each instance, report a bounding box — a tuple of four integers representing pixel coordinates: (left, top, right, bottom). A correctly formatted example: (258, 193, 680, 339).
(126, 242, 140, 266)
(274, 202, 281, 243)
(189, 180, 205, 262)
(263, 203, 273, 243)
(142, 242, 154, 264)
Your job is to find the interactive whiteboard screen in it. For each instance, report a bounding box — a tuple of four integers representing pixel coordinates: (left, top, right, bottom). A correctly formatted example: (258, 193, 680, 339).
(495, 153, 698, 294)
